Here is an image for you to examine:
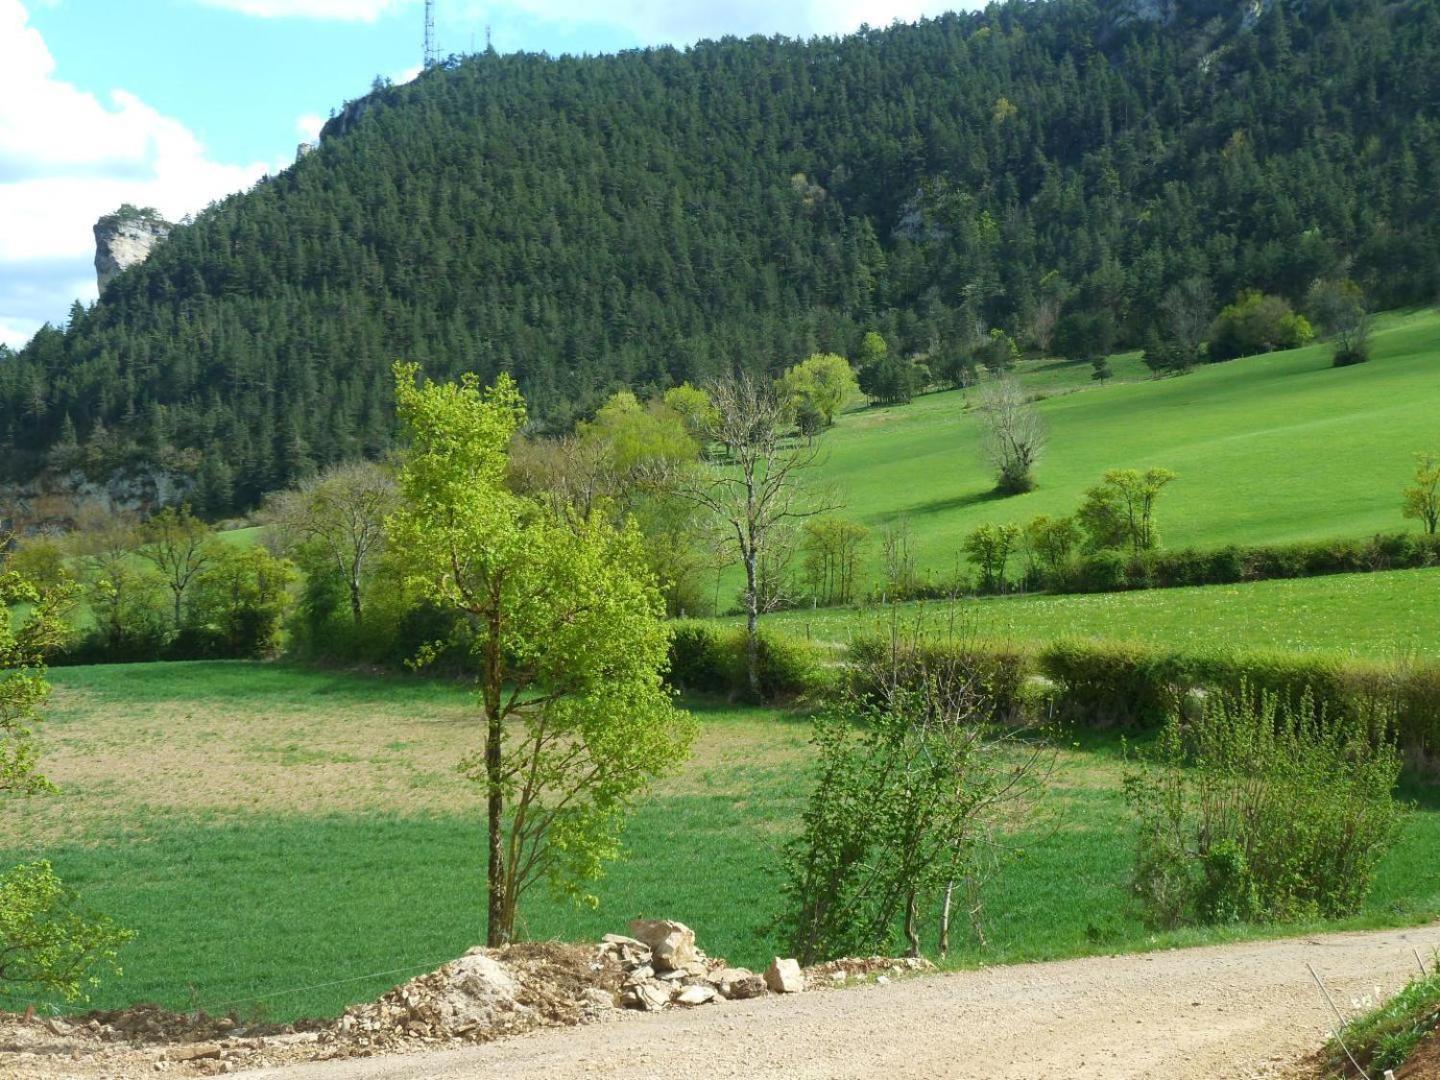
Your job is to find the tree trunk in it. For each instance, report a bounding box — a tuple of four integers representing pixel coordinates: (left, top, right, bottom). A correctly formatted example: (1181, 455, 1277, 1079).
(938, 880, 954, 958)
(904, 890, 921, 958)
(743, 549, 761, 701)
(349, 577, 363, 624)
(483, 608, 508, 947)
(172, 588, 183, 629)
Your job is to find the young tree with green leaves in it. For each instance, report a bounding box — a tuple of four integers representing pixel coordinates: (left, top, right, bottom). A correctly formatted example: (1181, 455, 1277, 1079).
(800, 518, 869, 606)
(387, 363, 694, 946)
(1403, 453, 1440, 535)
(135, 506, 218, 628)
(1023, 514, 1081, 585)
(963, 522, 1022, 593)
(779, 353, 859, 434)
(1077, 468, 1178, 555)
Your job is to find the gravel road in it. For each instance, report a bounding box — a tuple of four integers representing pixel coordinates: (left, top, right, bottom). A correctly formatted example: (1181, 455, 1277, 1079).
(238, 924, 1440, 1080)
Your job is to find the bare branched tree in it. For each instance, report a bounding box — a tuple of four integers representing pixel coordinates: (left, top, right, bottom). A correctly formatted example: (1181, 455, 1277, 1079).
(976, 378, 1046, 494)
(1160, 276, 1216, 354)
(674, 373, 836, 697)
(268, 461, 396, 624)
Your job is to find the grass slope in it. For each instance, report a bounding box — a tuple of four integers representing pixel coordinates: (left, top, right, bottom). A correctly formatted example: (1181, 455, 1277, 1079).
(4, 662, 1438, 1020)
(757, 566, 1440, 658)
(807, 310, 1440, 584)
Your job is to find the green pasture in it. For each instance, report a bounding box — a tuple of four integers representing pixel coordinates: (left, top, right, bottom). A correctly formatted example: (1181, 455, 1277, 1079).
(4, 662, 1438, 1021)
(799, 309, 1440, 588)
(755, 566, 1440, 659)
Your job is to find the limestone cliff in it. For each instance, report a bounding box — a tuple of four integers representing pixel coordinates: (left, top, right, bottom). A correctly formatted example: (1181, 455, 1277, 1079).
(94, 205, 172, 293)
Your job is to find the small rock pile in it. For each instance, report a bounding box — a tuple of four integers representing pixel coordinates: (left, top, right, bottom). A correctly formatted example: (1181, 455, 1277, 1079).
(602, 919, 807, 1012)
(326, 941, 619, 1050)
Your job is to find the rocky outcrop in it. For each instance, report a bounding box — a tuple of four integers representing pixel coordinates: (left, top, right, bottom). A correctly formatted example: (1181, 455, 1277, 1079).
(94, 205, 172, 294)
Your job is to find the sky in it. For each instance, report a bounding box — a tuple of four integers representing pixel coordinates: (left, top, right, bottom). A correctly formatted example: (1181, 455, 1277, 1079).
(0, 0, 962, 351)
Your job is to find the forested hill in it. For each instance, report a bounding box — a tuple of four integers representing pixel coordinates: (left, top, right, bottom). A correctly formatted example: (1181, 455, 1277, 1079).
(2, 0, 1438, 514)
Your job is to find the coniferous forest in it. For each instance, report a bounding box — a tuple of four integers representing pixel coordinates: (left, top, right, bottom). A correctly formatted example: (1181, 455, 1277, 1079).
(2, 0, 1438, 514)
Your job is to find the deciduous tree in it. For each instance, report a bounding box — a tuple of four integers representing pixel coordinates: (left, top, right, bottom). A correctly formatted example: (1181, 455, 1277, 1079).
(1077, 468, 1178, 555)
(673, 374, 834, 697)
(388, 364, 694, 946)
(269, 461, 396, 625)
(1402, 453, 1440, 535)
(135, 506, 217, 628)
(976, 378, 1046, 495)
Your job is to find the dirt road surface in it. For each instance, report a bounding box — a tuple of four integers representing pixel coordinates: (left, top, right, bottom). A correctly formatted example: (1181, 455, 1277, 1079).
(238, 924, 1440, 1080)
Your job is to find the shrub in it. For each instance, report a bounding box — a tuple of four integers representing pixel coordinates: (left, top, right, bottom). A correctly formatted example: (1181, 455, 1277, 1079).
(1208, 290, 1314, 361)
(666, 622, 829, 701)
(1070, 549, 1131, 592)
(1038, 639, 1181, 728)
(780, 622, 1053, 964)
(846, 634, 1033, 723)
(1124, 685, 1403, 927)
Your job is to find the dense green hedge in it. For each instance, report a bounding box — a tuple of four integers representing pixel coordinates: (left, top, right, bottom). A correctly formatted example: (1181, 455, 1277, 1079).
(1060, 533, 1440, 594)
(667, 622, 833, 702)
(819, 632, 1437, 760)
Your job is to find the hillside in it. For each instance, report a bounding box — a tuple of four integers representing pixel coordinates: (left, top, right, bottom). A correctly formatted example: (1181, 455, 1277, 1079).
(2, 0, 1439, 514)
(800, 309, 1440, 574)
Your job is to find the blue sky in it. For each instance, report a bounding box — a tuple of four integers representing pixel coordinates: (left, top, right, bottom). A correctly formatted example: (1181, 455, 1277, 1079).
(0, 0, 960, 349)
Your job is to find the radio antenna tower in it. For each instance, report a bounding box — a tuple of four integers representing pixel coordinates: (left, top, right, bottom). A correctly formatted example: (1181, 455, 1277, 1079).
(423, 0, 438, 68)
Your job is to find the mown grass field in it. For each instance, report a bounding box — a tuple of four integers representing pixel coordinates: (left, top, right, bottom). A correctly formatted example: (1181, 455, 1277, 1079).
(755, 566, 1440, 658)
(798, 309, 1440, 586)
(4, 662, 1438, 1022)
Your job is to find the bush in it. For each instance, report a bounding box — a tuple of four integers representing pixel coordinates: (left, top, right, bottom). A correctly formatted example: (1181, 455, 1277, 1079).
(1124, 685, 1403, 927)
(779, 621, 1053, 964)
(1333, 344, 1371, 366)
(1208, 290, 1314, 361)
(666, 622, 830, 701)
(1038, 639, 1182, 728)
(846, 633, 1033, 723)
(1070, 549, 1131, 592)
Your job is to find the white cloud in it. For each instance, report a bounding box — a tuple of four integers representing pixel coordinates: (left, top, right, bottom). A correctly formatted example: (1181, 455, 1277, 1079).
(0, 0, 275, 345)
(0, 316, 43, 350)
(460, 0, 960, 45)
(196, 0, 412, 20)
(296, 112, 326, 140)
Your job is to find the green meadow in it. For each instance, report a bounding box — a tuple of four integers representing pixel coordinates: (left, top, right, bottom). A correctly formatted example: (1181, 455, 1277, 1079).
(799, 309, 1440, 585)
(755, 565, 1440, 659)
(3, 662, 1438, 1021)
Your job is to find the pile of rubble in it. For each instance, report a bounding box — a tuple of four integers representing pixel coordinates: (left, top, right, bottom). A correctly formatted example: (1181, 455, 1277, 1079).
(325, 941, 618, 1050)
(3, 922, 937, 1077)
(601, 918, 807, 1011)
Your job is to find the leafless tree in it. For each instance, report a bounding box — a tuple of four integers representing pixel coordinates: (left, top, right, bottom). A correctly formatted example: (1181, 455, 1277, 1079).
(976, 378, 1046, 494)
(268, 461, 396, 624)
(1160, 276, 1215, 354)
(673, 373, 835, 697)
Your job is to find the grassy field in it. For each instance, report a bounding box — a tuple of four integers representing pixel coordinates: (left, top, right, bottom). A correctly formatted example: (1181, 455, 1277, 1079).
(4, 662, 1438, 1021)
(795, 308, 1440, 587)
(756, 566, 1440, 658)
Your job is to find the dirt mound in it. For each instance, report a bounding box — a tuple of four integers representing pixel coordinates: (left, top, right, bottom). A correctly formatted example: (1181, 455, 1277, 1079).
(328, 942, 621, 1050)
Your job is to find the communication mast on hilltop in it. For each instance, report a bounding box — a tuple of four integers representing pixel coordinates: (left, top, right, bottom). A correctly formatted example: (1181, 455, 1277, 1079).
(423, 0, 438, 68)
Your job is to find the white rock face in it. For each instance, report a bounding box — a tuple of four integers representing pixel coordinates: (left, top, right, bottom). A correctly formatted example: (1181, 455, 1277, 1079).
(94, 207, 172, 293)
